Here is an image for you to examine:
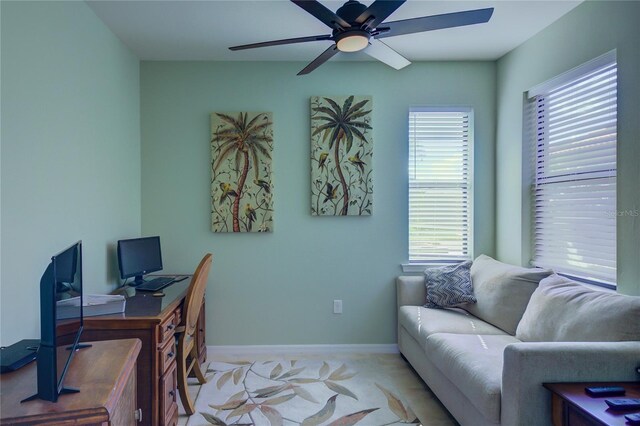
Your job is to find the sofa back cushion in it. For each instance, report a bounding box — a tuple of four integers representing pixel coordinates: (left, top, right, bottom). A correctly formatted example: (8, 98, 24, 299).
(516, 274, 640, 342)
(465, 255, 552, 335)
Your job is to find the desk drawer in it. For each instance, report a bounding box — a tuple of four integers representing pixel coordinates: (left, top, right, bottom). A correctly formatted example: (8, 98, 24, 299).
(159, 338, 176, 375)
(160, 313, 178, 344)
(160, 362, 178, 426)
(164, 404, 178, 426)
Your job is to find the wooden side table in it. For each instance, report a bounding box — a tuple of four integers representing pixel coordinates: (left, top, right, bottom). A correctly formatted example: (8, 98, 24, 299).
(0, 339, 141, 425)
(544, 382, 640, 426)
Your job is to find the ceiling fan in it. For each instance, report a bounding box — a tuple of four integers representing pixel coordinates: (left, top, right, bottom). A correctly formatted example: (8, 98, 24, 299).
(229, 0, 494, 75)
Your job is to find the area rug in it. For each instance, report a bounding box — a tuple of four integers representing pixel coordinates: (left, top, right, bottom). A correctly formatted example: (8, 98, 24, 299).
(186, 358, 422, 426)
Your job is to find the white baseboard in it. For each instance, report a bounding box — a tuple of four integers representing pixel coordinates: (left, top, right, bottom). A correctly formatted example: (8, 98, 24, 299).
(207, 344, 399, 355)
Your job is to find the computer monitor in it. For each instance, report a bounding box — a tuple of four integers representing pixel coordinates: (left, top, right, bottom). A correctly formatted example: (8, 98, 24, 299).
(23, 241, 85, 403)
(117, 236, 163, 285)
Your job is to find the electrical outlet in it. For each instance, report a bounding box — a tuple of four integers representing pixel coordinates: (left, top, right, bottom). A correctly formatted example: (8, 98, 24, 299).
(333, 299, 343, 314)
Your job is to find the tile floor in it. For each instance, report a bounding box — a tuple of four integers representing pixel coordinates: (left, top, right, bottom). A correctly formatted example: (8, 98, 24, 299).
(177, 350, 457, 426)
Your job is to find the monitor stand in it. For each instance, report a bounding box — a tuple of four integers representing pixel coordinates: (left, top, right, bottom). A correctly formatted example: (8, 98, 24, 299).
(21, 386, 80, 403)
(21, 344, 91, 403)
(130, 275, 145, 286)
(66, 343, 92, 351)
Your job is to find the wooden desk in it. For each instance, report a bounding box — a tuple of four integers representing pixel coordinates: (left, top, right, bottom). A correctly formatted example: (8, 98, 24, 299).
(80, 278, 206, 426)
(0, 339, 141, 425)
(544, 382, 640, 426)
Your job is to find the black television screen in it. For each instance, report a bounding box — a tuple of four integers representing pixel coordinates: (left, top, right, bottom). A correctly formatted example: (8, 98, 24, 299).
(117, 236, 163, 285)
(53, 242, 83, 391)
(23, 240, 84, 403)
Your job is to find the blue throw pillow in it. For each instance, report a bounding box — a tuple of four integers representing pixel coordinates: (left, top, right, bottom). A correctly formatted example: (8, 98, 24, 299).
(424, 261, 476, 308)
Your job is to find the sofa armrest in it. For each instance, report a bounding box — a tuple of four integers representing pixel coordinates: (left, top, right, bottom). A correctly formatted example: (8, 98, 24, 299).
(396, 276, 425, 308)
(501, 341, 640, 426)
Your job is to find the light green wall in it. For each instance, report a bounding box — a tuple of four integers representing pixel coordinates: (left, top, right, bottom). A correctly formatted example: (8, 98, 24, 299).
(141, 60, 496, 344)
(0, 1, 141, 344)
(495, 1, 640, 295)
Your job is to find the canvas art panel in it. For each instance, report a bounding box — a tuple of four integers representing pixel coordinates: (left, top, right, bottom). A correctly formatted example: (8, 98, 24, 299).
(210, 112, 273, 232)
(311, 96, 373, 216)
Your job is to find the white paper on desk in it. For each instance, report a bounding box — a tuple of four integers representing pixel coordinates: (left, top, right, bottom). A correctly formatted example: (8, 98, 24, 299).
(57, 294, 126, 318)
(83, 294, 125, 305)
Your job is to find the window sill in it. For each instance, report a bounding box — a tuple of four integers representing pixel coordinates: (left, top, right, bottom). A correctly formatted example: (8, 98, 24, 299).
(530, 262, 617, 291)
(557, 273, 617, 292)
(401, 262, 462, 273)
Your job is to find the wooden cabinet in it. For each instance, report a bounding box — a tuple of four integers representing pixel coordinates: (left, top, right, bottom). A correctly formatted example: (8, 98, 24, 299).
(544, 382, 640, 426)
(0, 339, 141, 425)
(80, 278, 205, 426)
(108, 367, 138, 426)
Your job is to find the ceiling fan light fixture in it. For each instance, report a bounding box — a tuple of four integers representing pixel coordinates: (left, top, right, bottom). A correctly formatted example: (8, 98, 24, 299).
(335, 30, 370, 52)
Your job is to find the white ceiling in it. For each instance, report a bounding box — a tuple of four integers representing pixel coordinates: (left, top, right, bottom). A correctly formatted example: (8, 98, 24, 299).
(88, 0, 582, 62)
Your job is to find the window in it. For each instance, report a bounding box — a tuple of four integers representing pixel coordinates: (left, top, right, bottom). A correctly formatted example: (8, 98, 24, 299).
(407, 108, 473, 266)
(529, 52, 617, 286)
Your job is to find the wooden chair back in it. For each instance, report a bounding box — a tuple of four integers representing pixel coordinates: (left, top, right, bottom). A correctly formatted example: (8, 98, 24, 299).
(175, 253, 212, 415)
(182, 253, 212, 336)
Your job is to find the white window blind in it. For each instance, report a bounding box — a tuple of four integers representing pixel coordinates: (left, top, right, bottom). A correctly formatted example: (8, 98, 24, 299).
(530, 54, 617, 285)
(408, 108, 472, 263)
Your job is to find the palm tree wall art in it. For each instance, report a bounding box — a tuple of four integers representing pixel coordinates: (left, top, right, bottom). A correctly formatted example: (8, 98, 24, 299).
(211, 112, 273, 232)
(311, 96, 373, 216)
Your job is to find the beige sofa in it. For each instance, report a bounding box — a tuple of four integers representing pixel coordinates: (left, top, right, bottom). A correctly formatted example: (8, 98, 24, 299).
(397, 255, 640, 426)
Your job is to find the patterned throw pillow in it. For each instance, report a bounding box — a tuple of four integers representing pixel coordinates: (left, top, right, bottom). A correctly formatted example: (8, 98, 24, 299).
(424, 261, 476, 308)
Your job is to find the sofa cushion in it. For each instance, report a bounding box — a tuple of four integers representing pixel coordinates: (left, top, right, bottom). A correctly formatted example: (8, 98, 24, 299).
(465, 255, 552, 335)
(424, 261, 476, 308)
(425, 333, 521, 424)
(516, 274, 640, 342)
(398, 305, 508, 351)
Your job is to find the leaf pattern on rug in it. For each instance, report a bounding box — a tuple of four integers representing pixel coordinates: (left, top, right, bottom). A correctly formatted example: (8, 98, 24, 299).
(276, 366, 306, 380)
(261, 394, 296, 406)
(327, 408, 379, 426)
(208, 398, 247, 411)
(301, 394, 338, 426)
(196, 360, 420, 426)
(328, 364, 356, 381)
(293, 386, 319, 404)
(319, 362, 330, 379)
(199, 412, 227, 425)
(324, 381, 358, 400)
(217, 370, 234, 390)
(376, 384, 420, 424)
(270, 364, 282, 379)
(259, 405, 283, 426)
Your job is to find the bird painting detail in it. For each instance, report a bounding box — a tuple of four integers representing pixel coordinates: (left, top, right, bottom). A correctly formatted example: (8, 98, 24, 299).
(323, 183, 338, 203)
(348, 151, 366, 173)
(318, 152, 329, 169)
(244, 203, 256, 231)
(253, 179, 271, 194)
(219, 182, 238, 205)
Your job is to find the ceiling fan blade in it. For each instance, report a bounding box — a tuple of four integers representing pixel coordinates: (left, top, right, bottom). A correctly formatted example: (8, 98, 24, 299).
(229, 34, 332, 51)
(291, 0, 350, 29)
(355, 0, 405, 29)
(376, 8, 494, 39)
(298, 45, 339, 75)
(364, 39, 410, 70)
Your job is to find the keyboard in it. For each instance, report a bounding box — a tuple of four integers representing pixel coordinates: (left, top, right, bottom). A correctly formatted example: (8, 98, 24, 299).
(135, 277, 175, 292)
(1, 339, 39, 373)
